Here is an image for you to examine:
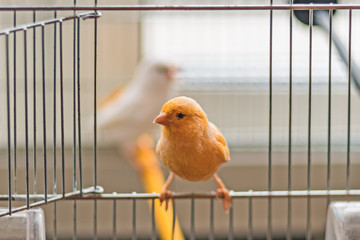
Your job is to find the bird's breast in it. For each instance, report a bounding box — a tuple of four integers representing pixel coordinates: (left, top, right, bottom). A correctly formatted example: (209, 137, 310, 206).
(158, 136, 224, 181)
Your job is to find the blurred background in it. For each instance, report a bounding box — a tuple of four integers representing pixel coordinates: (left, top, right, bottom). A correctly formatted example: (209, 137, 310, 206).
(0, 0, 359, 239)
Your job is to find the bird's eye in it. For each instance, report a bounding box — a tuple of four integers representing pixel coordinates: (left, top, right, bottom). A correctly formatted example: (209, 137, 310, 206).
(176, 113, 185, 119)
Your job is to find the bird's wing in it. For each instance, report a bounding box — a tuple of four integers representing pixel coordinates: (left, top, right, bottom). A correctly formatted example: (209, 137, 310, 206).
(209, 122, 230, 163)
(97, 85, 141, 130)
(99, 86, 125, 108)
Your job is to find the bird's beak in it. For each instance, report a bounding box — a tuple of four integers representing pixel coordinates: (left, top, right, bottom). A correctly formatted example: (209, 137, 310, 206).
(167, 66, 181, 82)
(153, 112, 169, 126)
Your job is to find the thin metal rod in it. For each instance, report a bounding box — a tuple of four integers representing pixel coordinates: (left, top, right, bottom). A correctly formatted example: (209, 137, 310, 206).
(210, 198, 214, 240)
(346, 9, 352, 191)
(59, 20, 65, 197)
(3, 188, 360, 202)
(62, 189, 360, 200)
(1, 187, 360, 218)
(53, 202, 57, 240)
(0, 195, 62, 217)
(113, 200, 117, 240)
(73, 200, 77, 240)
(229, 200, 234, 240)
(13, 11, 18, 196)
(32, 10, 37, 195)
(267, 1, 273, 239)
(0, 186, 100, 217)
(41, 24, 47, 204)
(190, 198, 195, 240)
(308, 9, 313, 192)
(151, 199, 156, 240)
(1, 4, 360, 11)
(248, 197, 253, 240)
(132, 199, 136, 240)
(93, 2, 98, 190)
(2, 187, 360, 201)
(306, 10, 313, 240)
(0, 12, 100, 36)
(94, 200, 97, 240)
(24, 29, 30, 209)
(77, 16, 83, 195)
(72, 17, 77, 192)
(53, 11, 57, 196)
(287, 4, 293, 240)
(327, 10, 333, 205)
(6, 34, 12, 215)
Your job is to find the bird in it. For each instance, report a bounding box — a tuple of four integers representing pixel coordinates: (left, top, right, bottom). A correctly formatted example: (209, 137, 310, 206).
(154, 96, 231, 211)
(95, 61, 185, 239)
(96, 60, 178, 160)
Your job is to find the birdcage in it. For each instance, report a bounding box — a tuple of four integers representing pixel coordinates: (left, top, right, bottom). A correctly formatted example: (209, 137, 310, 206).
(0, 1, 360, 239)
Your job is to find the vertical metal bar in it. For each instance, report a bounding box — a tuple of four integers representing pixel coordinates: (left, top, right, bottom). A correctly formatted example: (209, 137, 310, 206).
(94, 0, 98, 190)
(287, 4, 293, 240)
(228, 200, 233, 240)
(59, 20, 65, 197)
(306, 9, 313, 240)
(94, 200, 97, 240)
(6, 33, 12, 215)
(209, 198, 214, 240)
(132, 199, 136, 240)
(53, 11, 57, 197)
(73, 200, 77, 240)
(346, 9, 352, 191)
(248, 197, 253, 240)
(77, 16, 83, 195)
(327, 10, 333, 206)
(172, 200, 176, 240)
(268, 1, 273, 239)
(93, 0, 99, 237)
(41, 24, 47, 204)
(33, 10, 37, 195)
(53, 202, 57, 240)
(190, 198, 195, 240)
(24, 29, 30, 209)
(92, 3, 97, 232)
(151, 199, 156, 240)
(13, 11, 17, 195)
(72, 17, 77, 193)
(113, 200, 117, 240)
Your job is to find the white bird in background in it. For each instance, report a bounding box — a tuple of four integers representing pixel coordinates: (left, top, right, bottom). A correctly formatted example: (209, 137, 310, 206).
(96, 60, 178, 158)
(95, 61, 184, 239)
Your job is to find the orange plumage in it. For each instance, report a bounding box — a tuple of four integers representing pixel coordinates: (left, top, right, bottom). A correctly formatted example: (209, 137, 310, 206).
(154, 96, 231, 210)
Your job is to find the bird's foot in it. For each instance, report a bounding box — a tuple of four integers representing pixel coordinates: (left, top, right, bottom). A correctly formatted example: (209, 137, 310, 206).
(216, 187, 232, 211)
(159, 189, 173, 211)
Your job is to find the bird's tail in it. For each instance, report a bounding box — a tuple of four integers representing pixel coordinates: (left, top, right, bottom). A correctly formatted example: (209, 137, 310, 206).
(134, 134, 184, 240)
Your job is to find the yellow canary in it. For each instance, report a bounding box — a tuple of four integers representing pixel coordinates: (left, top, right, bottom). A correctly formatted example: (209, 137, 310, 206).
(154, 96, 231, 211)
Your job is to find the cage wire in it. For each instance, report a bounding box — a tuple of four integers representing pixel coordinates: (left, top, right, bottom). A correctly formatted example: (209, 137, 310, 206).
(0, 2, 360, 240)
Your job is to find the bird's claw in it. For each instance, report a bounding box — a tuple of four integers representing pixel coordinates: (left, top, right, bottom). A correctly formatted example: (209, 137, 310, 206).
(216, 187, 232, 211)
(159, 189, 173, 211)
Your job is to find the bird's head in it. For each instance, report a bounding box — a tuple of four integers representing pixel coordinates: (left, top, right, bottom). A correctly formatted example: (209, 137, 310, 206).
(153, 96, 208, 135)
(151, 63, 179, 82)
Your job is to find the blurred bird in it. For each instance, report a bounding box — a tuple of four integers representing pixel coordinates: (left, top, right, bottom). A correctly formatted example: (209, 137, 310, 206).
(96, 60, 178, 159)
(96, 61, 185, 239)
(154, 96, 231, 211)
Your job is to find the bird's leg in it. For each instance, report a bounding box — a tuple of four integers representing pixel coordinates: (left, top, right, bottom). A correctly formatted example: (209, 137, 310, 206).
(213, 173, 232, 211)
(160, 172, 175, 211)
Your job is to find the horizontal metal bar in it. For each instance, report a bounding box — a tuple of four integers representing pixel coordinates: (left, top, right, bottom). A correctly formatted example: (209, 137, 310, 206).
(73, 189, 360, 200)
(0, 195, 63, 217)
(0, 12, 101, 36)
(1, 188, 359, 213)
(0, 4, 358, 11)
(0, 186, 103, 217)
(1, 189, 360, 202)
